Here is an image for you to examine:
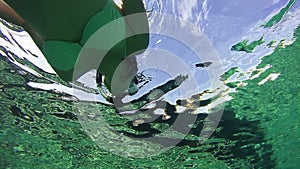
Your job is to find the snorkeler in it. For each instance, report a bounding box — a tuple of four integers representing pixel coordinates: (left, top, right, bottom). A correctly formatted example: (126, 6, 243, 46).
(0, 0, 149, 100)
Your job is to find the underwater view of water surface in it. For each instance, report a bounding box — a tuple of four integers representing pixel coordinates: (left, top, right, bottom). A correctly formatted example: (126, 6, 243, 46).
(0, 0, 300, 168)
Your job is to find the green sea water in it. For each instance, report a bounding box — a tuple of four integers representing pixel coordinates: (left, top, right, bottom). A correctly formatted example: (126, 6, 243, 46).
(0, 27, 299, 169)
(1, 1, 300, 169)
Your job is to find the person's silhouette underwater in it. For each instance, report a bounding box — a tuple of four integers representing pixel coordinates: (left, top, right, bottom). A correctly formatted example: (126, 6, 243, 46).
(0, 0, 149, 100)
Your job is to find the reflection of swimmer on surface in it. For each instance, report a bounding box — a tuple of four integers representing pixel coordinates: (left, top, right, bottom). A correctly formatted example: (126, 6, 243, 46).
(0, 0, 149, 100)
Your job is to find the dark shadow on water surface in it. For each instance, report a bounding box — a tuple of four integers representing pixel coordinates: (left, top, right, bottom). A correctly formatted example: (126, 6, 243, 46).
(119, 105, 275, 168)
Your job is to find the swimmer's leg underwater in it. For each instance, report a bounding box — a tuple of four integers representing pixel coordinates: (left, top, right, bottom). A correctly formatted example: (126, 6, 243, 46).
(98, 0, 150, 97)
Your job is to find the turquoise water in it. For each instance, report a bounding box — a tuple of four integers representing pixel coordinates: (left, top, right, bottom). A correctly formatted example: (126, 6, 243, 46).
(0, 0, 300, 168)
